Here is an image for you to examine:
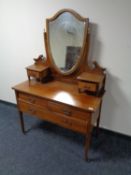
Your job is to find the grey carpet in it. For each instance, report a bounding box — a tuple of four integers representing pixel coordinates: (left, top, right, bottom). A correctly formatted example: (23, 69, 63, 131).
(0, 101, 131, 175)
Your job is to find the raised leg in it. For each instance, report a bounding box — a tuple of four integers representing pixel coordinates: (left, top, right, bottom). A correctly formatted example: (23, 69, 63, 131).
(84, 133, 91, 161)
(19, 111, 25, 134)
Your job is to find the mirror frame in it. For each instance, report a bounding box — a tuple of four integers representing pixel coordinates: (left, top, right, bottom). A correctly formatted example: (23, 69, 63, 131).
(46, 9, 89, 75)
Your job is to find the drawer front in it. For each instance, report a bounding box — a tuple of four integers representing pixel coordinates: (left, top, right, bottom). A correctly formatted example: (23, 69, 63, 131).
(48, 101, 90, 121)
(59, 116, 88, 134)
(18, 101, 88, 134)
(18, 101, 38, 115)
(18, 93, 47, 108)
(27, 70, 40, 78)
(78, 81, 97, 92)
(40, 69, 49, 77)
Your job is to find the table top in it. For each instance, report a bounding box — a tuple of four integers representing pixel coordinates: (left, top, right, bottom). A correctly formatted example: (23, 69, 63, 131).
(26, 64, 49, 72)
(13, 80, 101, 112)
(77, 72, 104, 83)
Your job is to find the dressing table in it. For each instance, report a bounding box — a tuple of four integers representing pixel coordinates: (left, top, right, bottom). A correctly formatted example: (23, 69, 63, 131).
(12, 9, 106, 160)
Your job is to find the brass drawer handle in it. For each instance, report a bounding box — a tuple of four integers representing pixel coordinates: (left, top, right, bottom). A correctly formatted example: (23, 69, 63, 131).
(63, 109, 72, 116)
(28, 98, 36, 103)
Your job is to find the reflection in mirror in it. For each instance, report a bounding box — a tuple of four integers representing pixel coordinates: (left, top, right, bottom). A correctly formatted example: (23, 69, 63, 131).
(49, 12, 85, 72)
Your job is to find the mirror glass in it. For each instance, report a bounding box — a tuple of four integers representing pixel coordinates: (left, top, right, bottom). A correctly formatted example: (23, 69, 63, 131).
(48, 12, 85, 73)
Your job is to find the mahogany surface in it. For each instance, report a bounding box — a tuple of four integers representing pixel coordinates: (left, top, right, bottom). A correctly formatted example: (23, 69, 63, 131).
(26, 64, 48, 72)
(13, 80, 101, 112)
(77, 72, 104, 83)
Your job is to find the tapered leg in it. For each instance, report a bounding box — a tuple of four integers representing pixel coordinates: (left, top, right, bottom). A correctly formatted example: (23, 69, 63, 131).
(19, 111, 25, 134)
(96, 101, 102, 136)
(84, 133, 91, 160)
(28, 75, 30, 82)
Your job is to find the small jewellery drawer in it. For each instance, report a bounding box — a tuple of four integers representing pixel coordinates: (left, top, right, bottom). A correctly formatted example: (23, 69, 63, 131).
(48, 101, 90, 121)
(18, 93, 47, 108)
(78, 81, 97, 92)
(27, 70, 40, 78)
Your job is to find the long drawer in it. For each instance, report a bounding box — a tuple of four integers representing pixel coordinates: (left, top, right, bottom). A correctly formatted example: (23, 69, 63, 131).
(18, 101, 89, 134)
(18, 92, 91, 121)
(47, 101, 90, 121)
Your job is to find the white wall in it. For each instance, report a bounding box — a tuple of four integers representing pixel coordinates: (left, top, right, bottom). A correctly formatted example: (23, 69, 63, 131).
(0, 0, 131, 136)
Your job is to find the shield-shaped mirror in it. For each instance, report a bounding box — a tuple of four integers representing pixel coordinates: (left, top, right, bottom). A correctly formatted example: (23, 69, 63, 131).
(46, 9, 88, 75)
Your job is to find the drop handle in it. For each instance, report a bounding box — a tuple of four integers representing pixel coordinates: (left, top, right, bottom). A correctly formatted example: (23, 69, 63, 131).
(63, 109, 72, 116)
